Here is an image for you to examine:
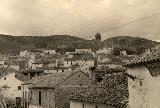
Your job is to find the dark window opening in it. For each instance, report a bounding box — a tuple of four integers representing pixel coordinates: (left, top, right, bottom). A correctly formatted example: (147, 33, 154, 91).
(18, 86, 21, 90)
(140, 80, 142, 86)
(30, 90, 32, 103)
(4, 78, 6, 80)
(97, 77, 103, 82)
(95, 105, 98, 108)
(23, 92, 24, 98)
(82, 103, 84, 108)
(39, 91, 41, 105)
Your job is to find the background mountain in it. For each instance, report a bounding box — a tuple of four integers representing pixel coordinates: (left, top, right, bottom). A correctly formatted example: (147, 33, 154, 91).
(102, 36, 159, 55)
(0, 34, 159, 55)
(0, 34, 93, 55)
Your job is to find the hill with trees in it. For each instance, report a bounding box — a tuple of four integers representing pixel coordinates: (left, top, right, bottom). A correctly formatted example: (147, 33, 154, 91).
(0, 34, 158, 55)
(0, 34, 93, 55)
(102, 36, 159, 55)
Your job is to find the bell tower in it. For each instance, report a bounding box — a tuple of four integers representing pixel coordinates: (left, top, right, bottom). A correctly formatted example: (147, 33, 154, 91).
(95, 32, 101, 50)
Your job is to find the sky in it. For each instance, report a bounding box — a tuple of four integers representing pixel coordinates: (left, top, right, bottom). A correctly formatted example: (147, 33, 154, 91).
(0, 0, 160, 41)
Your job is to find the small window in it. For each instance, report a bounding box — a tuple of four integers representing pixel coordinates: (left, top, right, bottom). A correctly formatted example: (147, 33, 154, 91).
(4, 78, 6, 80)
(95, 105, 98, 108)
(39, 91, 41, 105)
(79, 75, 81, 77)
(140, 80, 142, 86)
(23, 92, 25, 98)
(18, 86, 21, 90)
(82, 103, 84, 108)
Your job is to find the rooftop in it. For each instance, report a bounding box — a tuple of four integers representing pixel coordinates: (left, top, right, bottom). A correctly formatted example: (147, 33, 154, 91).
(21, 69, 44, 73)
(124, 53, 160, 66)
(70, 73, 128, 108)
(29, 70, 88, 89)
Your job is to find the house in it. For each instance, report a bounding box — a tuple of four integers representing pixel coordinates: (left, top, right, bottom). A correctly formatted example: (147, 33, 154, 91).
(42, 49, 56, 55)
(0, 69, 24, 107)
(64, 53, 95, 68)
(96, 47, 113, 54)
(89, 65, 126, 85)
(28, 70, 89, 108)
(124, 51, 160, 108)
(20, 50, 30, 57)
(21, 74, 52, 108)
(70, 72, 128, 108)
(75, 49, 92, 53)
(120, 51, 127, 56)
(38, 67, 70, 74)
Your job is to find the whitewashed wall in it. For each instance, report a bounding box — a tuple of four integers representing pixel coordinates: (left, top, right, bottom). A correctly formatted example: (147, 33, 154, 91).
(127, 65, 160, 108)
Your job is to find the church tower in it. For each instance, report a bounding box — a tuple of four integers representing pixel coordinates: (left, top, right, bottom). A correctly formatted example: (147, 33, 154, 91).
(95, 32, 101, 50)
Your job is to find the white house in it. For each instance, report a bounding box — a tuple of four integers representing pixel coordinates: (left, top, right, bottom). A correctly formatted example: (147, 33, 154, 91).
(0, 72, 23, 100)
(42, 49, 56, 55)
(120, 50, 127, 56)
(96, 47, 113, 54)
(75, 49, 92, 53)
(64, 58, 94, 68)
(20, 50, 29, 57)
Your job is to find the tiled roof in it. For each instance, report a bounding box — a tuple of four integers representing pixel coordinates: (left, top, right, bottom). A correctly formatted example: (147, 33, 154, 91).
(95, 66, 126, 73)
(21, 69, 44, 73)
(0, 67, 18, 78)
(23, 74, 52, 85)
(124, 53, 160, 66)
(29, 70, 88, 89)
(65, 53, 95, 61)
(33, 58, 56, 64)
(124, 46, 160, 66)
(70, 73, 128, 108)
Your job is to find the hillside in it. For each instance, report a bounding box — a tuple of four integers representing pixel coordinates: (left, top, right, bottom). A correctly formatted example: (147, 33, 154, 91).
(0, 34, 93, 55)
(0, 34, 158, 55)
(102, 36, 159, 55)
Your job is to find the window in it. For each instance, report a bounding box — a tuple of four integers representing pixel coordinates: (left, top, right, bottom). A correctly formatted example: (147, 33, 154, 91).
(140, 80, 142, 86)
(18, 86, 21, 90)
(39, 91, 41, 105)
(30, 91, 33, 103)
(82, 103, 84, 108)
(95, 105, 98, 108)
(23, 92, 25, 98)
(4, 78, 6, 80)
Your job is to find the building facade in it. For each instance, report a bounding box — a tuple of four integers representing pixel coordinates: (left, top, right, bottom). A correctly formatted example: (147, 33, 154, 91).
(125, 54, 160, 108)
(28, 71, 89, 108)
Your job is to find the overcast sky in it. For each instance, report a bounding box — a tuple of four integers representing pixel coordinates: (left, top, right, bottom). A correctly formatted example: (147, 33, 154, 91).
(0, 0, 160, 40)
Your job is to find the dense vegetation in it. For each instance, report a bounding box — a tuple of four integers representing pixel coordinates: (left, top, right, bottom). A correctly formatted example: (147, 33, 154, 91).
(0, 34, 92, 55)
(102, 36, 159, 55)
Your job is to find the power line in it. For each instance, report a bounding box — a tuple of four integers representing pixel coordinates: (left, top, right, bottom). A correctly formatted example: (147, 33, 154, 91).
(103, 10, 160, 33)
(24, 1, 84, 35)
(63, 0, 147, 34)
(30, 0, 147, 35)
